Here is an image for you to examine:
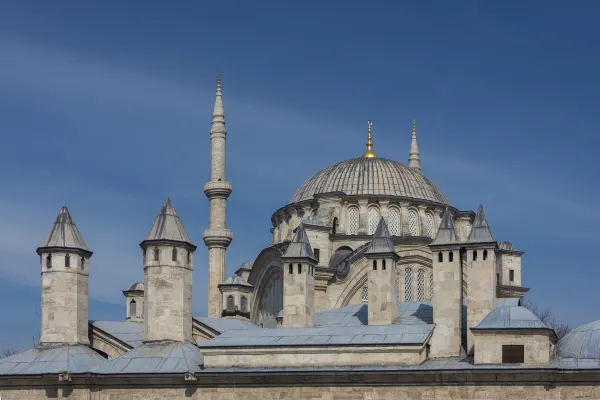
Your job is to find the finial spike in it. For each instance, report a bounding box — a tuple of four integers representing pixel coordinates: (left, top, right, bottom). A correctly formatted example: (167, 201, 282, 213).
(408, 120, 421, 171)
(362, 120, 377, 158)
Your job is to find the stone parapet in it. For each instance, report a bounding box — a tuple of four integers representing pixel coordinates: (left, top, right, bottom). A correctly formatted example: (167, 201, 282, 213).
(203, 229, 233, 248)
(204, 181, 232, 199)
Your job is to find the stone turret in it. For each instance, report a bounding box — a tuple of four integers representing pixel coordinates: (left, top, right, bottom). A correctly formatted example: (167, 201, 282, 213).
(123, 282, 144, 322)
(37, 206, 93, 345)
(203, 76, 233, 318)
(218, 275, 253, 320)
(364, 217, 399, 325)
(429, 208, 463, 358)
(281, 224, 317, 328)
(465, 205, 497, 354)
(141, 198, 196, 343)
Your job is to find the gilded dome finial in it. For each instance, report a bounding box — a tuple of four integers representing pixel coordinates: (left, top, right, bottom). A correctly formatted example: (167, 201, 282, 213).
(362, 120, 377, 158)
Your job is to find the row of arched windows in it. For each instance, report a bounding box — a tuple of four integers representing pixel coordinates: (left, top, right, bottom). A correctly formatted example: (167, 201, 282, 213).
(45, 254, 85, 269)
(361, 266, 434, 304)
(288, 263, 314, 276)
(226, 295, 248, 312)
(145, 247, 192, 264)
(346, 206, 435, 237)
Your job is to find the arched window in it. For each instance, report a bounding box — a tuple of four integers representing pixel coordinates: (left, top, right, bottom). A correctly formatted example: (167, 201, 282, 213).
(46, 254, 52, 268)
(347, 207, 359, 235)
(483, 249, 488, 260)
(153, 248, 159, 261)
(187, 251, 191, 264)
(80, 256, 85, 269)
(373, 260, 377, 271)
(425, 213, 434, 238)
(241, 296, 248, 312)
(361, 285, 368, 302)
(65, 254, 70, 267)
(297, 264, 302, 274)
(497, 273, 500, 285)
(417, 269, 425, 301)
(382, 259, 386, 270)
(288, 264, 293, 274)
(438, 252, 443, 263)
(129, 300, 137, 317)
(429, 272, 434, 301)
(226, 295, 235, 312)
(368, 207, 380, 235)
(449, 251, 454, 262)
(408, 209, 419, 236)
(388, 207, 400, 236)
(332, 217, 338, 235)
(404, 267, 413, 301)
(172, 248, 178, 262)
(473, 250, 478, 261)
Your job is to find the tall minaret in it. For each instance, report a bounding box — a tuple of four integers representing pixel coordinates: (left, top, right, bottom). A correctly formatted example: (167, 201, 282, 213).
(203, 76, 233, 318)
(408, 120, 421, 171)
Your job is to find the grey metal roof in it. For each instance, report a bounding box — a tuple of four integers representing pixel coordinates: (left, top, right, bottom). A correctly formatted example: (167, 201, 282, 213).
(39, 206, 89, 251)
(239, 260, 254, 270)
(467, 205, 495, 244)
(289, 157, 449, 205)
(144, 198, 193, 245)
(198, 323, 433, 349)
(195, 317, 258, 333)
(125, 282, 144, 291)
(498, 241, 516, 251)
(219, 275, 253, 287)
(365, 217, 397, 256)
(302, 214, 327, 227)
(315, 302, 434, 327)
(0, 345, 106, 375)
(472, 304, 547, 330)
(430, 207, 460, 246)
(92, 342, 203, 374)
(557, 320, 600, 359)
(281, 224, 317, 262)
(91, 321, 144, 348)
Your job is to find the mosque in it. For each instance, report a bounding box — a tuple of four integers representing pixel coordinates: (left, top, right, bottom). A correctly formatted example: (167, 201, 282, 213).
(2, 78, 600, 399)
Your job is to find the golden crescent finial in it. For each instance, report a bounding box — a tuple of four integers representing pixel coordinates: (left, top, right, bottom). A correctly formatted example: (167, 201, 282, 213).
(362, 120, 377, 158)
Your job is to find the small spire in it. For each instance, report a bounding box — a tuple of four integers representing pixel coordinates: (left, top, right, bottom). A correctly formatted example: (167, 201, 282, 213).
(431, 208, 460, 246)
(467, 205, 496, 244)
(408, 120, 421, 171)
(282, 224, 317, 262)
(211, 76, 225, 136)
(362, 120, 377, 158)
(143, 197, 195, 247)
(365, 217, 397, 256)
(38, 206, 89, 252)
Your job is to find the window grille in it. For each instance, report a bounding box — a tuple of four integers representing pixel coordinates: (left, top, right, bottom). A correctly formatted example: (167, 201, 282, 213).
(361, 285, 368, 302)
(408, 210, 419, 236)
(368, 207, 380, 234)
(389, 208, 400, 235)
(347, 207, 359, 235)
(404, 267, 413, 301)
(429, 272, 434, 301)
(417, 269, 425, 301)
(425, 213, 434, 238)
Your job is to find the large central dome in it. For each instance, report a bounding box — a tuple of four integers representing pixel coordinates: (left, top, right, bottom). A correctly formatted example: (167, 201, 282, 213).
(290, 157, 449, 205)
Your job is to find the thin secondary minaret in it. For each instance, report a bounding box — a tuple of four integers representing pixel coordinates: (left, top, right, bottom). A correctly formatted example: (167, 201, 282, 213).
(203, 76, 233, 318)
(408, 120, 421, 170)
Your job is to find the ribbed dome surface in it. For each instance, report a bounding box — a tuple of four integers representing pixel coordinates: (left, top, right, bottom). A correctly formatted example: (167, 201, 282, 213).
(558, 320, 600, 359)
(290, 158, 448, 205)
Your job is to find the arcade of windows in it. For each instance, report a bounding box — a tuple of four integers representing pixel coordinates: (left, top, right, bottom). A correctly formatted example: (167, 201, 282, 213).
(345, 206, 436, 238)
(361, 265, 433, 304)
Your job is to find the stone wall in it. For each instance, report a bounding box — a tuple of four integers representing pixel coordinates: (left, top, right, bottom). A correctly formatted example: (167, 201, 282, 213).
(473, 330, 554, 365)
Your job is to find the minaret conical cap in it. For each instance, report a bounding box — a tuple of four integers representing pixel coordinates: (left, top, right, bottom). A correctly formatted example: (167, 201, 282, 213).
(38, 206, 90, 253)
(467, 205, 495, 244)
(365, 217, 397, 256)
(211, 76, 226, 135)
(408, 120, 421, 171)
(143, 197, 195, 248)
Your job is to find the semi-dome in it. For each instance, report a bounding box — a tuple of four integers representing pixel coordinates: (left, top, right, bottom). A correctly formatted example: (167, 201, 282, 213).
(557, 320, 600, 359)
(289, 157, 448, 205)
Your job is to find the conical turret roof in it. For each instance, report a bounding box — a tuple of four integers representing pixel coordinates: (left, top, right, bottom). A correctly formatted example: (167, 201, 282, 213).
(430, 208, 460, 246)
(282, 224, 317, 263)
(39, 206, 89, 252)
(467, 205, 495, 244)
(143, 198, 194, 247)
(365, 217, 397, 256)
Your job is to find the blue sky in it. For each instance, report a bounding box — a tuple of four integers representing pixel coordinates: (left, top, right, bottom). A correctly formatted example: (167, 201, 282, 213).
(1, 0, 599, 351)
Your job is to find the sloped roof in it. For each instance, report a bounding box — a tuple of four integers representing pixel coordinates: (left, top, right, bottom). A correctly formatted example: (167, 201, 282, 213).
(430, 208, 459, 246)
(198, 324, 433, 349)
(91, 321, 144, 348)
(365, 218, 396, 256)
(39, 206, 89, 251)
(144, 198, 193, 245)
(467, 205, 495, 244)
(195, 317, 258, 333)
(0, 345, 105, 375)
(219, 275, 253, 287)
(92, 342, 203, 374)
(282, 224, 317, 262)
(472, 302, 547, 330)
(315, 302, 434, 327)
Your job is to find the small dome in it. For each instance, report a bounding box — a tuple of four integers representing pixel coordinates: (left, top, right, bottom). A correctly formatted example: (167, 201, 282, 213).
(289, 157, 448, 205)
(558, 320, 600, 359)
(473, 302, 547, 330)
(239, 260, 254, 270)
(220, 275, 253, 287)
(498, 241, 516, 251)
(126, 282, 144, 291)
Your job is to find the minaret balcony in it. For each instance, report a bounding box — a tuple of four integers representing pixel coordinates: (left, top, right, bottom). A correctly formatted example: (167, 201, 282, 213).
(203, 228, 233, 247)
(204, 181, 232, 199)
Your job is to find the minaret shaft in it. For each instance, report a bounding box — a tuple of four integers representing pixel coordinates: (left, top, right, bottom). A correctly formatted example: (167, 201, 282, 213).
(203, 77, 233, 318)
